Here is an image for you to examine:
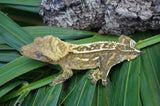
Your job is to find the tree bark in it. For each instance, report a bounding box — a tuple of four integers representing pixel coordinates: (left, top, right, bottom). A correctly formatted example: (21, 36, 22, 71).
(39, 0, 160, 35)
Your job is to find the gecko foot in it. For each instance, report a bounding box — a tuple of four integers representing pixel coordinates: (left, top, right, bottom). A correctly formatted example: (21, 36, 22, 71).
(49, 81, 56, 86)
(91, 79, 98, 84)
(87, 75, 93, 79)
(90, 70, 94, 74)
(102, 80, 107, 86)
(49, 77, 57, 86)
(49, 69, 73, 86)
(87, 69, 101, 85)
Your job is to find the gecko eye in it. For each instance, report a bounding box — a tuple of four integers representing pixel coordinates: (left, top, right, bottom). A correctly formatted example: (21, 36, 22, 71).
(35, 51, 42, 57)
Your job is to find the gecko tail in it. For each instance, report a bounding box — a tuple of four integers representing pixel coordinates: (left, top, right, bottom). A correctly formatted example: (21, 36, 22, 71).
(139, 51, 145, 54)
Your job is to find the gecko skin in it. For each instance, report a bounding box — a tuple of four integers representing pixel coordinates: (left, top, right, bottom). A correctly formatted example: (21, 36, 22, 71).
(20, 35, 143, 86)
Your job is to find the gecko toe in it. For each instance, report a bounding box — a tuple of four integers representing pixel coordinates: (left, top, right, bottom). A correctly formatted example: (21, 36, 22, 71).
(90, 70, 94, 74)
(102, 80, 107, 86)
(91, 79, 97, 85)
(87, 75, 93, 79)
(49, 82, 56, 86)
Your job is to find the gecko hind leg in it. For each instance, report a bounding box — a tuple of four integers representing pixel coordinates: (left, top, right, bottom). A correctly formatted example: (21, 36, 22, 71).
(99, 56, 112, 86)
(87, 56, 110, 86)
(101, 68, 111, 86)
(50, 67, 73, 86)
(87, 69, 102, 84)
(118, 35, 136, 48)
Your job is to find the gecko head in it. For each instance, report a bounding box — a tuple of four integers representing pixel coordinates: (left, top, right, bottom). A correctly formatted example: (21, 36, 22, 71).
(20, 35, 70, 62)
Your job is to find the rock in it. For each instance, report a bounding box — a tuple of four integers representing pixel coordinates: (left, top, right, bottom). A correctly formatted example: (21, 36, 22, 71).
(39, 0, 160, 35)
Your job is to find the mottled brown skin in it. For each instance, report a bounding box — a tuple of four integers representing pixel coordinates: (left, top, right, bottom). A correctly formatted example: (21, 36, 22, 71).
(20, 35, 143, 86)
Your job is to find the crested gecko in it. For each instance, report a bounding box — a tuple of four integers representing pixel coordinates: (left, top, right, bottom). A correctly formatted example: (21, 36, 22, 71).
(20, 35, 143, 86)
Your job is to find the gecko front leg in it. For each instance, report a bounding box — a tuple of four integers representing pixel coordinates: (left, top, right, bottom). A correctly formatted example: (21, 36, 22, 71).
(50, 65, 73, 86)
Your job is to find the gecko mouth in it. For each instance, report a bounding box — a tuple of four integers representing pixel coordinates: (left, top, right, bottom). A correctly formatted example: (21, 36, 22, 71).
(20, 48, 24, 55)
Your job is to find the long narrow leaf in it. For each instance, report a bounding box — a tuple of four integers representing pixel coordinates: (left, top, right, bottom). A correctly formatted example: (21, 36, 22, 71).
(0, 44, 14, 50)
(14, 89, 30, 106)
(0, 12, 33, 50)
(23, 26, 96, 39)
(136, 34, 160, 49)
(64, 71, 96, 106)
(0, 81, 26, 98)
(91, 81, 107, 106)
(3, 5, 39, 13)
(0, 51, 20, 62)
(0, 0, 41, 6)
(0, 56, 47, 86)
(111, 60, 140, 106)
(140, 44, 160, 105)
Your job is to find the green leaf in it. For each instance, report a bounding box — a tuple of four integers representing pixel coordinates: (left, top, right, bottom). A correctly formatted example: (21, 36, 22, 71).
(29, 86, 46, 105)
(19, 84, 62, 106)
(0, 39, 5, 44)
(140, 44, 160, 105)
(2, 5, 39, 13)
(136, 34, 160, 49)
(0, 56, 47, 86)
(0, 81, 25, 98)
(109, 60, 139, 106)
(0, 12, 33, 50)
(0, 63, 6, 67)
(64, 71, 96, 106)
(91, 81, 107, 106)
(0, 72, 62, 102)
(14, 89, 30, 105)
(0, 51, 20, 62)
(0, 0, 41, 6)
(0, 44, 14, 50)
(42, 84, 62, 106)
(23, 26, 96, 39)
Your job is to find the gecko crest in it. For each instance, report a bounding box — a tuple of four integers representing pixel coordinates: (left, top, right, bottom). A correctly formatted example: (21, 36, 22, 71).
(21, 35, 75, 62)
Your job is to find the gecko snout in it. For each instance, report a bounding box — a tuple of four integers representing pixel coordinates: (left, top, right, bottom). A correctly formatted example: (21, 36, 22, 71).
(20, 47, 24, 55)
